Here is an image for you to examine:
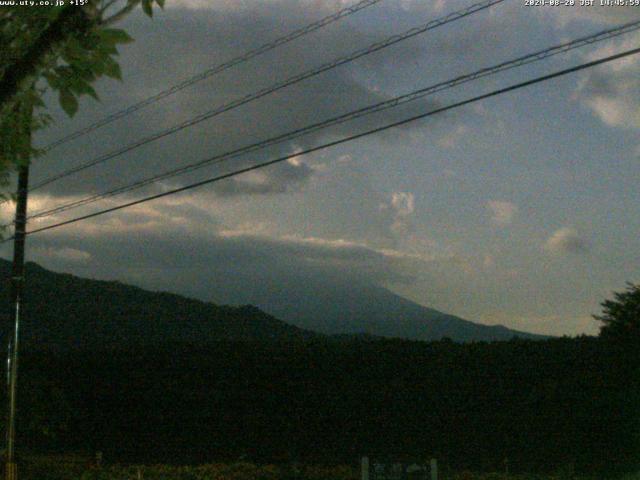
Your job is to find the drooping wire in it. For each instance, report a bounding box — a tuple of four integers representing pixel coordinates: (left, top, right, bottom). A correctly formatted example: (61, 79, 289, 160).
(16, 45, 640, 239)
(22, 19, 640, 224)
(29, 0, 506, 192)
(40, 0, 388, 153)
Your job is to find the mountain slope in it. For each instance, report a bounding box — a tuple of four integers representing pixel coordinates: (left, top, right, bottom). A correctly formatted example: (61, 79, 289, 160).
(0, 260, 318, 349)
(202, 273, 547, 342)
(0, 259, 546, 347)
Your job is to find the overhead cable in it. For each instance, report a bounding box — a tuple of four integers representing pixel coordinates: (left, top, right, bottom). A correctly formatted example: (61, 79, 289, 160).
(18, 45, 640, 238)
(30, 0, 505, 192)
(40, 0, 388, 152)
(23, 19, 640, 223)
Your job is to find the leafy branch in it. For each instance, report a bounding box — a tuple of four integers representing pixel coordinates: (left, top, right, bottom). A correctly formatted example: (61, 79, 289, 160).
(0, 0, 164, 198)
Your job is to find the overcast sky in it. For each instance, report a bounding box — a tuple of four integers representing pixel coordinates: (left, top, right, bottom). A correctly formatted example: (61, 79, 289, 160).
(2, 0, 640, 336)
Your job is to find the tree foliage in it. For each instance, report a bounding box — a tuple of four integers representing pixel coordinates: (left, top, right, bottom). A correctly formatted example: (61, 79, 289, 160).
(9, 337, 638, 476)
(0, 0, 164, 197)
(1, 261, 638, 474)
(595, 282, 640, 341)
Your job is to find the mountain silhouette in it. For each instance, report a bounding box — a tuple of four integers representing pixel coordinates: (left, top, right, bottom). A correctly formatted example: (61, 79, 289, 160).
(0, 259, 545, 349)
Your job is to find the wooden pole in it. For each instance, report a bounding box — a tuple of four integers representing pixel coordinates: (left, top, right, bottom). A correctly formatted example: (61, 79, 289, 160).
(361, 456, 369, 480)
(4, 97, 32, 480)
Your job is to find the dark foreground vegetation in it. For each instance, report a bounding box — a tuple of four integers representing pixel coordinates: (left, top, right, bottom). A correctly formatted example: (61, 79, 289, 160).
(15, 458, 640, 480)
(4, 335, 639, 477)
(16, 457, 637, 480)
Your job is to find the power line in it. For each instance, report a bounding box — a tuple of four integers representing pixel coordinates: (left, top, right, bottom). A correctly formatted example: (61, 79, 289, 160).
(40, 0, 387, 153)
(23, 19, 640, 223)
(29, 0, 505, 192)
(18, 45, 640, 239)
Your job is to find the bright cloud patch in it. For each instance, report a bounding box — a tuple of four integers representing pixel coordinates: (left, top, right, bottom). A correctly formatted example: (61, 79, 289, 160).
(575, 33, 640, 130)
(390, 192, 415, 217)
(31, 246, 91, 263)
(487, 200, 517, 226)
(387, 192, 415, 236)
(544, 227, 588, 255)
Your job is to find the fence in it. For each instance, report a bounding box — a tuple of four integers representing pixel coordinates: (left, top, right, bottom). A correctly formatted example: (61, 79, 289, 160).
(361, 457, 438, 480)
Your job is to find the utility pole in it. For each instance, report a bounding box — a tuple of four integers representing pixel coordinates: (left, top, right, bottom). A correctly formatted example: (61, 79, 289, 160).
(5, 100, 32, 480)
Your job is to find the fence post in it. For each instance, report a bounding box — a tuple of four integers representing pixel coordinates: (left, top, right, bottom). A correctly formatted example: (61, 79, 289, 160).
(430, 459, 437, 480)
(362, 457, 369, 480)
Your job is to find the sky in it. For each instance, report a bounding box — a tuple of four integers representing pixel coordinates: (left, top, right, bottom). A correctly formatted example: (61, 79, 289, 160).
(2, 0, 640, 336)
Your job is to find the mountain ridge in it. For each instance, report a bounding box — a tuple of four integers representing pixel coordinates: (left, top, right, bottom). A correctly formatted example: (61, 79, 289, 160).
(0, 259, 319, 349)
(0, 258, 547, 347)
(199, 271, 548, 341)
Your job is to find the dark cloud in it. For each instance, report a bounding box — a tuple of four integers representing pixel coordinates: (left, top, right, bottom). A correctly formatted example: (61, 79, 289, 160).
(29, 0, 528, 204)
(27, 0, 561, 212)
(11, 213, 422, 307)
(4, 0, 634, 339)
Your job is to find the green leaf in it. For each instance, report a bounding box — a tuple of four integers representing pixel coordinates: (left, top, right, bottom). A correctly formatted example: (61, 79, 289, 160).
(54, 65, 92, 92)
(87, 85, 99, 101)
(142, 0, 153, 17)
(95, 42, 118, 56)
(53, 65, 75, 82)
(43, 71, 61, 90)
(103, 57, 122, 81)
(70, 61, 98, 82)
(81, 83, 99, 100)
(59, 89, 79, 117)
(89, 56, 106, 77)
(98, 28, 134, 45)
(156, 0, 165, 8)
(61, 38, 85, 63)
(71, 80, 99, 100)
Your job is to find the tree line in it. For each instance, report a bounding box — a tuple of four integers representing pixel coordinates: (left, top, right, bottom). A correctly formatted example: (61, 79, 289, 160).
(3, 332, 635, 477)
